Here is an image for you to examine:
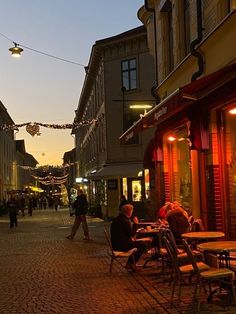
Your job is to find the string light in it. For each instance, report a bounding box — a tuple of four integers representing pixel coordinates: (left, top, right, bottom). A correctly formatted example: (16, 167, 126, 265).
(0, 119, 97, 136)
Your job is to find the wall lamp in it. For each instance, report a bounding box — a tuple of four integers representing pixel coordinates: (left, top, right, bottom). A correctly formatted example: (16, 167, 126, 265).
(167, 135, 176, 142)
(129, 104, 153, 116)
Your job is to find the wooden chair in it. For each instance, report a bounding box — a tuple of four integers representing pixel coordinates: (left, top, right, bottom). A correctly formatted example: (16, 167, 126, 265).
(182, 239, 236, 311)
(163, 236, 210, 305)
(103, 228, 137, 273)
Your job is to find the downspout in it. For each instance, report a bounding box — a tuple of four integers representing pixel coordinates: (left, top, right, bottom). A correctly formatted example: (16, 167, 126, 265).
(144, 0, 160, 103)
(190, 0, 204, 81)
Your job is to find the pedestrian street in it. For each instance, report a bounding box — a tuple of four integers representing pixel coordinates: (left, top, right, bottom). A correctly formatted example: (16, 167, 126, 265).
(0, 209, 235, 314)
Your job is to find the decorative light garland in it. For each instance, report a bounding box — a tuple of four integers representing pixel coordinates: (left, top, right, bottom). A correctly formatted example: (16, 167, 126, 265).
(31, 173, 68, 185)
(0, 120, 97, 136)
(18, 162, 78, 171)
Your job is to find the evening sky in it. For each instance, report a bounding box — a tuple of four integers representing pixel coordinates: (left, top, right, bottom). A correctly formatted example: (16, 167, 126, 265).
(0, 0, 143, 165)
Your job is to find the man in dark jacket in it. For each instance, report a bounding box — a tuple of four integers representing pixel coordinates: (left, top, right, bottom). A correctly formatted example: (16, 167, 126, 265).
(7, 195, 18, 228)
(66, 189, 90, 241)
(111, 204, 146, 271)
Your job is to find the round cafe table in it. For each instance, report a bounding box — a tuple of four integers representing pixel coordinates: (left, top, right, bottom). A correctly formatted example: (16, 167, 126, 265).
(182, 231, 225, 240)
(197, 241, 236, 252)
(197, 241, 236, 269)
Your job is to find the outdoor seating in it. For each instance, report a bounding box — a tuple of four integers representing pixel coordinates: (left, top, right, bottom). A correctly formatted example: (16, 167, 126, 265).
(163, 236, 210, 305)
(103, 228, 137, 273)
(159, 229, 203, 273)
(182, 239, 236, 312)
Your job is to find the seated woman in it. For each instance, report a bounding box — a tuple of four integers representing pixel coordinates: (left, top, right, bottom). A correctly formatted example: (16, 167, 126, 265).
(165, 202, 190, 245)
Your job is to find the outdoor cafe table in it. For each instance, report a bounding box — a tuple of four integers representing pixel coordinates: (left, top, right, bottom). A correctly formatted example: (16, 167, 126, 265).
(198, 241, 236, 269)
(197, 241, 236, 253)
(197, 241, 236, 302)
(136, 227, 161, 236)
(135, 227, 162, 267)
(182, 231, 225, 240)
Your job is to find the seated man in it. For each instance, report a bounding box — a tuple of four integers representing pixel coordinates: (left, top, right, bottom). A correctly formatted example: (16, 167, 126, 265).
(110, 204, 147, 272)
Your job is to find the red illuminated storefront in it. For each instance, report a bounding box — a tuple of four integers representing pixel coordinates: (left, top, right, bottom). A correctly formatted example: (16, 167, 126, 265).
(120, 62, 236, 239)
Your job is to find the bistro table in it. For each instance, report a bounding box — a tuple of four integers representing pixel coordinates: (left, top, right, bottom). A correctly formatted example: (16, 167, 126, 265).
(197, 240, 236, 267)
(136, 227, 163, 267)
(197, 241, 236, 302)
(197, 241, 236, 253)
(182, 231, 225, 240)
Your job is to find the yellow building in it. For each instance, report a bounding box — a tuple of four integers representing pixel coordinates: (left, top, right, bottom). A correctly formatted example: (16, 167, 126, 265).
(120, 1, 236, 237)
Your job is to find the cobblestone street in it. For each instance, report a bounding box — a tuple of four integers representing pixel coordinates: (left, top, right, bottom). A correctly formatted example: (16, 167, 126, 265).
(0, 209, 235, 314)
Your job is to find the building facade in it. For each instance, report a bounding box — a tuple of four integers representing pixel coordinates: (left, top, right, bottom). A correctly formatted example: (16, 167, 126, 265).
(73, 26, 156, 218)
(0, 101, 16, 201)
(120, 0, 236, 237)
(15, 140, 38, 190)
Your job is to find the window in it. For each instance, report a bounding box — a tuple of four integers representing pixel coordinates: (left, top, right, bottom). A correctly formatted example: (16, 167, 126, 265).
(183, 0, 191, 55)
(121, 58, 137, 91)
(167, 9, 174, 72)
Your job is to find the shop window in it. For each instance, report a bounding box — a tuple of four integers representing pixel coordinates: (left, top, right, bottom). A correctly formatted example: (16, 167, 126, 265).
(224, 108, 236, 234)
(131, 180, 142, 202)
(163, 126, 192, 208)
(144, 169, 150, 200)
(122, 177, 128, 200)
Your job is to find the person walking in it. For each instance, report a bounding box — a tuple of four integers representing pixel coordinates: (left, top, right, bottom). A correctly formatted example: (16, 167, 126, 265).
(66, 189, 91, 241)
(6, 195, 18, 228)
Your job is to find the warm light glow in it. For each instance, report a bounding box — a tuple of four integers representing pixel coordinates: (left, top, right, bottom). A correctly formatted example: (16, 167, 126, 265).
(9, 45, 23, 58)
(167, 136, 176, 142)
(229, 108, 236, 115)
(130, 104, 153, 109)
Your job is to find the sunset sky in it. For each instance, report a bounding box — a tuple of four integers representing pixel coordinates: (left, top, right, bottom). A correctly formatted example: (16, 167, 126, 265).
(0, 0, 143, 165)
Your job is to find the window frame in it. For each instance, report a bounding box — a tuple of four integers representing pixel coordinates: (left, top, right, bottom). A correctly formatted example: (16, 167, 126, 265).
(121, 58, 137, 91)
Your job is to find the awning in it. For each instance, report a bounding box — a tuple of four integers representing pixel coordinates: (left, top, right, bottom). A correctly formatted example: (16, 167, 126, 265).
(119, 62, 236, 144)
(88, 163, 143, 179)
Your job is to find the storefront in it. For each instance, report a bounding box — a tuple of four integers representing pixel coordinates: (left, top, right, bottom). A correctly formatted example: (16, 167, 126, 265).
(120, 62, 236, 238)
(88, 163, 146, 218)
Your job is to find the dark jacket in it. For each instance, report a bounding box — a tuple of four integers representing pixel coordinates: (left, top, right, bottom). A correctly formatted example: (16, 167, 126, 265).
(166, 209, 190, 244)
(111, 213, 135, 252)
(73, 194, 88, 216)
(6, 198, 18, 215)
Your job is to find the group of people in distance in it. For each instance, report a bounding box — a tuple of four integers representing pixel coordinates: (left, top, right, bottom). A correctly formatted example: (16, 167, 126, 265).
(111, 197, 204, 272)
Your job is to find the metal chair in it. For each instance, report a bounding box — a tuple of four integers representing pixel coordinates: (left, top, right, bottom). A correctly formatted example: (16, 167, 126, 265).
(182, 239, 236, 311)
(159, 229, 202, 274)
(163, 236, 210, 305)
(103, 228, 137, 273)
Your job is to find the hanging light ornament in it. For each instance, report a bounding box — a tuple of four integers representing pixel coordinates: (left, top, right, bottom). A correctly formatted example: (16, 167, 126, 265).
(9, 42, 24, 58)
(26, 123, 41, 137)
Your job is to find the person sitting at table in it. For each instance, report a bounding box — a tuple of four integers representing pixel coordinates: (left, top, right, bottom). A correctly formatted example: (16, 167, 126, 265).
(188, 215, 205, 232)
(158, 202, 174, 220)
(110, 203, 147, 272)
(165, 202, 190, 245)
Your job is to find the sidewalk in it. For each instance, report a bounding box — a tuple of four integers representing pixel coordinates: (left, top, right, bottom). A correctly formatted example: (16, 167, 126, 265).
(0, 209, 235, 314)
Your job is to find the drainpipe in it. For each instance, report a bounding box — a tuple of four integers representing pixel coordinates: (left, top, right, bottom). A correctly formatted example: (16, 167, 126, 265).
(144, 0, 160, 103)
(190, 0, 204, 81)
